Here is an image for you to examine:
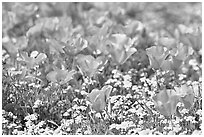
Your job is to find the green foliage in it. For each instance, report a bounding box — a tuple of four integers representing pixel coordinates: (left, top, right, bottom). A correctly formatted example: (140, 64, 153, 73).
(2, 2, 202, 135)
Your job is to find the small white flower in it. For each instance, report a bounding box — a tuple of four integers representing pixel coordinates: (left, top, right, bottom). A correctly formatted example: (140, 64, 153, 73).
(95, 113, 101, 118)
(173, 124, 182, 133)
(84, 129, 92, 135)
(192, 130, 202, 135)
(186, 116, 195, 121)
(123, 74, 131, 81)
(38, 128, 45, 133)
(109, 123, 117, 130)
(132, 85, 138, 91)
(180, 108, 189, 114)
(115, 81, 122, 86)
(189, 59, 197, 66)
(81, 90, 88, 95)
(126, 93, 132, 98)
(76, 128, 82, 135)
(119, 121, 134, 130)
(8, 112, 14, 117)
(123, 80, 132, 88)
(78, 106, 86, 111)
(37, 121, 45, 127)
(63, 111, 69, 117)
(140, 77, 146, 82)
(33, 100, 43, 108)
(138, 129, 152, 135)
(196, 109, 202, 116)
(128, 108, 137, 113)
(112, 69, 118, 74)
(168, 131, 175, 135)
(138, 120, 143, 125)
(72, 104, 79, 110)
(7, 123, 17, 129)
(75, 115, 82, 124)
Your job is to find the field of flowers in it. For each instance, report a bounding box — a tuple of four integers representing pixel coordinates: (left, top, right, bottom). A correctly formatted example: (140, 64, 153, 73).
(2, 2, 202, 135)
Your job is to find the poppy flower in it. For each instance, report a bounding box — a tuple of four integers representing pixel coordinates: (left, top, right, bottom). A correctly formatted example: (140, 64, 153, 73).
(153, 89, 180, 117)
(76, 54, 104, 77)
(87, 85, 112, 112)
(107, 34, 136, 65)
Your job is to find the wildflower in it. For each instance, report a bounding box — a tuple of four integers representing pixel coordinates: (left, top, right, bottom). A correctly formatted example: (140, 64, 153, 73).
(2, 118, 8, 124)
(110, 121, 135, 130)
(78, 106, 87, 111)
(173, 124, 182, 133)
(25, 120, 34, 127)
(128, 108, 137, 113)
(76, 128, 82, 135)
(127, 128, 141, 135)
(95, 113, 101, 118)
(81, 90, 88, 95)
(192, 130, 202, 135)
(75, 115, 82, 124)
(123, 80, 132, 88)
(63, 111, 69, 117)
(8, 112, 14, 117)
(132, 85, 138, 91)
(123, 74, 131, 81)
(113, 71, 121, 79)
(16, 131, 24, 135)
(7, 123, 17, 129)
(109, 123, 117, 130)
(87, 85, 112, 112)
(24, 114, 38, 121)
(168, 131, 175, 135)
(33, 100, 43, 108)
(112, 69, 118, 74)
(114, 80, 122, 87)
(36, 121, 45, 128)
(185, 116, 195, 122)
(110, 95, 121, 103)
(180, 108, 189, 114)
(138, 129, 152, 135)
(196, 109, 202, 116)
(84, 128, 92, 135)
(138, 120, 143, 125)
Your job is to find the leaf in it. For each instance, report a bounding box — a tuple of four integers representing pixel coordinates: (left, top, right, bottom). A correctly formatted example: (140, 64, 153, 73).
(87, 85, 112, 112)
(175, 84, 195, 109)
(153, 89, 180, 117)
